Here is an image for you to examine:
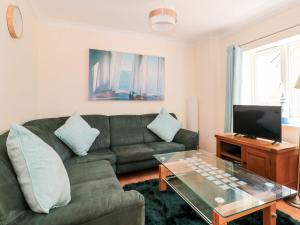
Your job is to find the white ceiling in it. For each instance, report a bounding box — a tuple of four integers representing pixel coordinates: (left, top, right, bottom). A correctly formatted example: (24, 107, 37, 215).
(30, 0, 300, 41)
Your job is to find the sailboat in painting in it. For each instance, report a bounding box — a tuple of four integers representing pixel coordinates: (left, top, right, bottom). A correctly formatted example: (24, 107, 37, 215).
(89, 49, 165, 100)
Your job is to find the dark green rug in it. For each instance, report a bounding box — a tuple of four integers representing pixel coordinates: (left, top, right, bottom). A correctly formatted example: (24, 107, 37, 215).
(124, 179, 300, 225)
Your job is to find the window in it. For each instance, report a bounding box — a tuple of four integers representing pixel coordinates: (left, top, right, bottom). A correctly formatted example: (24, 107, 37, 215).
(242, 38, 300, 119)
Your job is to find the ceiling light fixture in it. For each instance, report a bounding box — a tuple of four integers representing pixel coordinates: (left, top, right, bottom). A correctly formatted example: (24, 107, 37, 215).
(149, 7, 177, 32)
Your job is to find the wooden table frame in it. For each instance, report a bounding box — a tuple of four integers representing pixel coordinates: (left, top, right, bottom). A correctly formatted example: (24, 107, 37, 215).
(158, 165, 277, 225)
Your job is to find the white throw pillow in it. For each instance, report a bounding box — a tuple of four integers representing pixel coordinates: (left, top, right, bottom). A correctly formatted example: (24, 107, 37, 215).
(147, 108, 181, 142)
(6, 124, 71, 214)
(55, 113, 100, 156)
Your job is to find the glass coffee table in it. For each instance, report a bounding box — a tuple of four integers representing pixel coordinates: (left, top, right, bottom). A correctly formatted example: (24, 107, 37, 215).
(154, 150, 297, 225)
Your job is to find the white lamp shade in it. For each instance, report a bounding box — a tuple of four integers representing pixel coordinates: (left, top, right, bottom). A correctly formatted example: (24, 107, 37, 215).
(150, 14, 176, 31)
(149, 8, 177, 32)
(295, 74, 300, 89)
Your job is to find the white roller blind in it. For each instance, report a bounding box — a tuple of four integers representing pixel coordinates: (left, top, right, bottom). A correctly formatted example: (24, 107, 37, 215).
(286, 44, 300, 117)
(241, 40, 300, 119)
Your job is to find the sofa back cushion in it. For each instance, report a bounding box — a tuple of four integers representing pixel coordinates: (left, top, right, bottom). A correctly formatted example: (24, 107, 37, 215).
(141, 114, 161, 143)
(24, 118, 74, 161)
(141, 113, 177, 143)
(23, 115, 111, 158)
(81, 115, 110, 151)
(110, 115, 143, 146)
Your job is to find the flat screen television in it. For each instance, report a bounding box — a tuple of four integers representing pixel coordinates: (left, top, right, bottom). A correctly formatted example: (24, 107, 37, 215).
(233, 105, 282, 142)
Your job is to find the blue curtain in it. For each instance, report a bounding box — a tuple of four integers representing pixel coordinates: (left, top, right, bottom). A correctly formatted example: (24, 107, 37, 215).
(224, 45, 243, 132)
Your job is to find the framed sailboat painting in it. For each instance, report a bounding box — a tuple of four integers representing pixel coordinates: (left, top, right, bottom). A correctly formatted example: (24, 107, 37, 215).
(88, 49, 165, 101)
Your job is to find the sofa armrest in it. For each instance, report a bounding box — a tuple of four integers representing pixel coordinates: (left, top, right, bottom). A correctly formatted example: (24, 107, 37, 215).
(102, 190, 145, 224)
(10, 190, 145, 225)
(173, 129, 199, 150)
(109, 190, 145, 212)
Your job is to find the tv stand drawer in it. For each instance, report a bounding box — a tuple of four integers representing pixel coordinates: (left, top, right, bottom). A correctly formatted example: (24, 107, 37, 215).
(245, 147, 272, 180)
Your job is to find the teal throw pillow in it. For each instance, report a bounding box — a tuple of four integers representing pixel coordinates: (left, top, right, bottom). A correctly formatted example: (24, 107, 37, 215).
(55, 113, 100, 156)
(6, 124, 71, 214)
(147, 108, 181, 142)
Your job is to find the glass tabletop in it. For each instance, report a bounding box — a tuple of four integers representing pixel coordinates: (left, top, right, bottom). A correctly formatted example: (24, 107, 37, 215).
(154, 150, 297, 218)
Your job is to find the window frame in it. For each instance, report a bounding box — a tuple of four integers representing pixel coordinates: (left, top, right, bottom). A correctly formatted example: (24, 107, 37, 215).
(243, 39, 300, 120)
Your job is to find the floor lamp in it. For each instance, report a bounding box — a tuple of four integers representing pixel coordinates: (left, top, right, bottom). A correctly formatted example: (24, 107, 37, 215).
(285, 75, 300, 208)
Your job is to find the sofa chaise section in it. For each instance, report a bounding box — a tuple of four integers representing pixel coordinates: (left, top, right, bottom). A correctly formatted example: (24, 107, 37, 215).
(10, 183, 144, 225)
(0, 122, 145, 225)
(9, 160, 145, 225)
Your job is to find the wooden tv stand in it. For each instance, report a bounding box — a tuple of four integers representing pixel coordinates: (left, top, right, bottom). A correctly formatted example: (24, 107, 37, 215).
(215, 133, 299, 188)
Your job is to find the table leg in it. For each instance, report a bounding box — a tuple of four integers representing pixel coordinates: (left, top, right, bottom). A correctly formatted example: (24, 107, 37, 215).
(159, 165, 167, 191)
(212, 211, 227, 225)
(212, 202, 276, 225)
(263, 202, 276, 225)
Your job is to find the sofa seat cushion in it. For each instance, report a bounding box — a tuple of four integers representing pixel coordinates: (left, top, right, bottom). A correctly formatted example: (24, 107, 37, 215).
(117, 159, 159, 174)
(65, 160, 116, 185)
(112, 144, 155, 164)
(11, 178, 144, 225)
(147, 142, 185, 154)
(64, 149, 116, 167)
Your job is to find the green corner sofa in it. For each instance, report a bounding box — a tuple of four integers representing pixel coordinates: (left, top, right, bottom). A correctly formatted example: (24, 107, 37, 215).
(0, 113, 198, 225)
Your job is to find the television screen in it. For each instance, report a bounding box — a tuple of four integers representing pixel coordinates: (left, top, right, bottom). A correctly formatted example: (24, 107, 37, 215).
(233, 105, 282, 142)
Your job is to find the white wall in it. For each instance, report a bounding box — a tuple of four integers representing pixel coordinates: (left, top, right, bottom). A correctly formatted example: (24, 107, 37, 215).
(0, 0, 38, 133)
(36, 22, 197, 127)
(195, 36, 220, 151)
(0, 3, 197, 133)
(196, 5, 300, 149)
